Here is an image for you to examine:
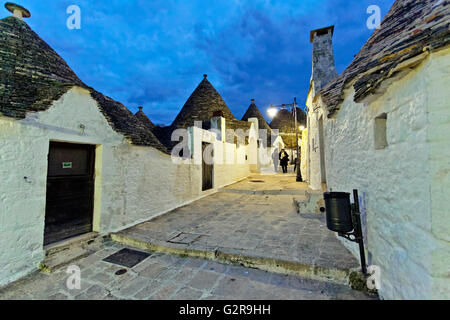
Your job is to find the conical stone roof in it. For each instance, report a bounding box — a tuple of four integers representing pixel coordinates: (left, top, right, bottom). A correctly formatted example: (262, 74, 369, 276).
(241, 99, 275, 147)
(155, 74, 249, 150)
(171, 75, 236, 129)
(269, 107, 306, 133)
(269, 107, 307, 149)
(135, 107, 156, 131)
(241, 99, 271, 132)
(0, 15, 168, 153)
(0, 16, 85, 118)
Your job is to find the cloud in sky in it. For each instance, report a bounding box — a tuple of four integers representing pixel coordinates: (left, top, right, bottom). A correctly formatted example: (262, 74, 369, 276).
(1, 0, 395, 125)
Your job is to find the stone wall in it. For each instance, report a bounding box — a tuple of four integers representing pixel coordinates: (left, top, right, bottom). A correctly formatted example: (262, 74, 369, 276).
(311, 27, 338, 95)
(306, 105, 326, 191)
(300, 128, 309, 181)
(1, 87, 124, 286)
(0, 86, 252, 286)
(426, 48, 450, 299)
(317, 49, 450, 299)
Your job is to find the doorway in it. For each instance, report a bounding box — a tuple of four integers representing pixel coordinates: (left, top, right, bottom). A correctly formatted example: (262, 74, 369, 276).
(202, 142, 214, 191)
(44, 142, 95, 245)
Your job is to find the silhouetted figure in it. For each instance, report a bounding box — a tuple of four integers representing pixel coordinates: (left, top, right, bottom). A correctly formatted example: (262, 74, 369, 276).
(272, 148, 279, 173)
(279, 149, 289, 173)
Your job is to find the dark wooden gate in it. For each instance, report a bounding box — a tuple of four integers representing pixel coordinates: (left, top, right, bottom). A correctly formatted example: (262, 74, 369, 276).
(44, 142, 95, 245)
(202, 142, 213, 191)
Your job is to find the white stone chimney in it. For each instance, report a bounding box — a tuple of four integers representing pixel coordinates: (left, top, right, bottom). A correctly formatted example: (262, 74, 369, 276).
(310, 26, 338, 94)
(5, 2, 31, 20)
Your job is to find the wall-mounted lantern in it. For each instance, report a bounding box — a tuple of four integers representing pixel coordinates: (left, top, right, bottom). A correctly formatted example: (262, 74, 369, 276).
(323, 189, 367, 274)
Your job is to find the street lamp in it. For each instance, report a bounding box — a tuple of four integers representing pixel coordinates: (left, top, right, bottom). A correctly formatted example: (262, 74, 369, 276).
(267, 107, 279, 118)
(267, 97, 304, 182)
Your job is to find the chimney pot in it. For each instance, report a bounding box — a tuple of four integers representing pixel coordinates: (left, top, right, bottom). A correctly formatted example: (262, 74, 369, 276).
(310, 25, 334, 43)
(203, 74, 208, 79)
(310, 25, 337, 92)
(138, 106, 143, 111)
(5, 2, 31, 19)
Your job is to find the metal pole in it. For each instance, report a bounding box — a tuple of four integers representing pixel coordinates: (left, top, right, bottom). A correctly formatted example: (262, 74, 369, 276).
(353, 189, 367, 275)
(293, 98, 297, 166)
(294, 98, 302, 182)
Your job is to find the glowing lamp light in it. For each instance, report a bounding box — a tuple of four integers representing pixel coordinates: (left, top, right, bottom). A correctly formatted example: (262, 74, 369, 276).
(267, 107, 278, 118)
(299, 125, 305, 131)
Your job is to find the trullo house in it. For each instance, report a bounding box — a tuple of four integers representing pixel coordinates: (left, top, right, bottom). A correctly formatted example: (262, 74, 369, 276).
(241, 99, 284, 172)
(269, 107, 307, 164)
(304, 0, 450, 299)
(0, 4, 258, 286)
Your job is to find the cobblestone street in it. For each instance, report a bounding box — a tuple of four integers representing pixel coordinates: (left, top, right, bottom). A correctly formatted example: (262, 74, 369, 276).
(113, 173, 358, 283)
(0, 173, 376, 300)
(0, 241, 375, 300)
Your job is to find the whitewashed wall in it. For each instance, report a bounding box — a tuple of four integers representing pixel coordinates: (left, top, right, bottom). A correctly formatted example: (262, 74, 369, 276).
(426, 48, 450, 299)
(300, 128, 309, 181)
(100, 144, 204, 233)
(306, 106, 325, 190)
(0, 86, 253, 286)
(0, 87, 125, 286)
(316, 49, 450, 299)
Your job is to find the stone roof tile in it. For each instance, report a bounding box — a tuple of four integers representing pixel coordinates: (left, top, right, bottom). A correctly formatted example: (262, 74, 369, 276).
(158, 75, 245, 150)
(269, 108, 307, 133)
(241, 100, 275, 147)
(0, 16, 168, 153)
(171, 75, 236, 129)
(135, 107, 156, 131)
(320, 0, 450, 116)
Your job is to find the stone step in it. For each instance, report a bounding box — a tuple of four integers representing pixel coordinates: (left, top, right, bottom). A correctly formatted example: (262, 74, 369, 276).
(219, 188, 308, 196)
(110, 231, 353, 287)
(40, 232, 105, 273)
(294, 190, 326, 215)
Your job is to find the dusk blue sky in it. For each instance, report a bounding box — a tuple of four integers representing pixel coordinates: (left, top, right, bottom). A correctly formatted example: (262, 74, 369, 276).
(2, 0, 395, 125)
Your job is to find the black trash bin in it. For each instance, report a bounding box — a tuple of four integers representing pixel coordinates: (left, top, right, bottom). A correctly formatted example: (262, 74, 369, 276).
(323, 192, 353, 233)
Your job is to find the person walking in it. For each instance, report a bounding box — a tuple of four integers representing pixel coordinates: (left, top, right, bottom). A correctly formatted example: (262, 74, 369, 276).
(279, 149, 289, 173)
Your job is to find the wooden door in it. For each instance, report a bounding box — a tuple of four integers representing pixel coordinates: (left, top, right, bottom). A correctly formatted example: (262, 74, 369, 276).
(202, 142, 213, 191)
(44, 142, 95, 245)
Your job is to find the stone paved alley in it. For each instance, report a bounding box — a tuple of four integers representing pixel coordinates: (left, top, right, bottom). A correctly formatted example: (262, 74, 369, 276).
(0, 172, 376, 300)
(0, 241, 375, 300)
(113, 173, 358, 283)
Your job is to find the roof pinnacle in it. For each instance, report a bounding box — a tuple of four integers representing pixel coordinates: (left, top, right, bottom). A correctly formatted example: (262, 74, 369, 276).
(5, 2, 31, 19)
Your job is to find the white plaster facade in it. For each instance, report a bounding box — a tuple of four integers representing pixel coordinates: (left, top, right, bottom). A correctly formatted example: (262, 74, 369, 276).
(300, 128, 308, 181)
(305, 48, 450, 299)
(0, 86, 255, 286)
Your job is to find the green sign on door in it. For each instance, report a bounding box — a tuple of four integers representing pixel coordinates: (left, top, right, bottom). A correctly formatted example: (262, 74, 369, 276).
(62, 162, 72, 169)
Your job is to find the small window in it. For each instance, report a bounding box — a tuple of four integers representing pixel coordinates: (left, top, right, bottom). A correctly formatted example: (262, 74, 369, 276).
(374, 113, 388, 150)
